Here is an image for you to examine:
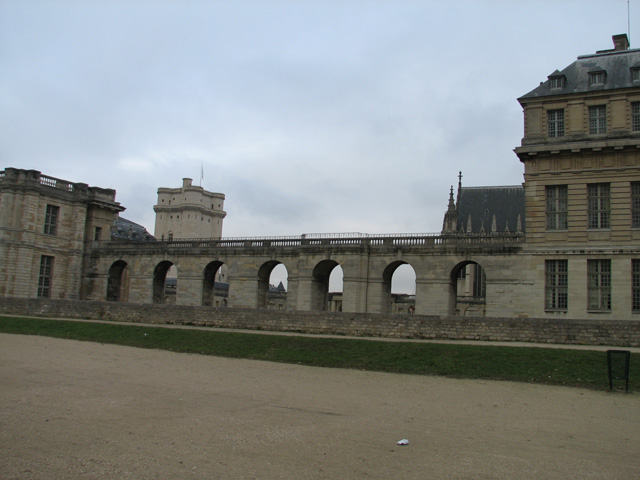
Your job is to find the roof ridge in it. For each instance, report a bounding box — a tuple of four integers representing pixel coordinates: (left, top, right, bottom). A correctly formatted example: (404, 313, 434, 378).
(461, 185, 523, 190)
(578, 47, 640, 59)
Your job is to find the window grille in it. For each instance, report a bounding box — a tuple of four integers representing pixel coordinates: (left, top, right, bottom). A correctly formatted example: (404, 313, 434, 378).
(588, 183, 610, 229)
(549, 76, 565, 89)
(37, 256, 54, 298)
(589, 105, 607, 134)
(44, 205, 59, 235)
(633, 182, 640, 228)
(633, 260, 640, 312)
(545, 260, 568, 310)
(547, 109, 565, 137)
(589, 71, 606, 85)
(632, 103, 640, 131)
(546, 185, 568, 230)
(588, 259, 611, 311)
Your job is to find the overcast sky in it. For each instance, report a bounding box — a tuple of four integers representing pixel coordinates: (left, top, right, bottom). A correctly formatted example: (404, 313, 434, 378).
(1, 0, 637, 238)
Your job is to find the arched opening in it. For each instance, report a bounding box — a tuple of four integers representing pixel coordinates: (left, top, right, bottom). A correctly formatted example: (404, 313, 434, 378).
(257, 261, 288, 309)
(382, 262, 416, 314)
(153, 261, 175, 304)
(106, 260, 129, 302)
(202, 261, 227, 306)
(328, 265, 343, 312)
(451, 261, 486, 316)
(311, 260, 342, 311)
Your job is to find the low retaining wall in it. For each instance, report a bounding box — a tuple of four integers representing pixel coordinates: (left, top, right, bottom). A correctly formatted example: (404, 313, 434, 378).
(0, 297, 638, 347)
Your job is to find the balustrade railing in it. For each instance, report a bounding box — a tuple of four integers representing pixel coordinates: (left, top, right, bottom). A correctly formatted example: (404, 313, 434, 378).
(40, 174, 74, 192)
(100, 231, 524, 251)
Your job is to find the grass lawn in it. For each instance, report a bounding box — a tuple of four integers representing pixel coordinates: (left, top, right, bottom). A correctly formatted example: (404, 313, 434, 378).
(0, 315, 636, 392)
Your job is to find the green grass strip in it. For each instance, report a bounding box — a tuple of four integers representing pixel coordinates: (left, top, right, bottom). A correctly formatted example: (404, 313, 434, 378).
(0, 316, 636, 391)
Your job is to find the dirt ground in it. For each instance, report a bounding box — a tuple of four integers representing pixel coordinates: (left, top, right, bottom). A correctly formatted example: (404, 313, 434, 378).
(1, 333, 639, 480)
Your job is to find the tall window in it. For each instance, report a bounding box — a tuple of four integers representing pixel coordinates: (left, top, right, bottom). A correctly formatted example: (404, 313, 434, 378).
(588, 183, 610, 229)
(633, 260, 640, 312)
(589, 105, 607, 134)
(547, 109, 565, 137)
(546, 185, 568, 230)
(633, 182, 640, 228)
(631, 260, 640, 312)
(44, 204, 59, 235)
(588, 259, 611, 311)
(632, 103, 640, 132)
(37, 256, 54, 298)
(545, 260, 568, 311)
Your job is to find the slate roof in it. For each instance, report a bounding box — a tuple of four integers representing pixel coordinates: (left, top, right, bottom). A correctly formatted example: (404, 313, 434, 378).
(112, 216, 156, 241)
(519, 45, 640, 101)
(457, 186, 524, 233)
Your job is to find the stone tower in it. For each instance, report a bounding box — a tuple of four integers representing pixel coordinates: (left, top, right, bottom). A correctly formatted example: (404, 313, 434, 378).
(153, 178, 226, 240)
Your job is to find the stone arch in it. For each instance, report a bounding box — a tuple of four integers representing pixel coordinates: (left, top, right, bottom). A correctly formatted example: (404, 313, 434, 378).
(257, 261, 288, 309)
(311, 260, 341, 311)
(153, 261, 175, 304)
(202, 261, 226, 306)
(382, 261, 416, 314)
(106, 260, 129, 302)
(450, 261, 486, 316)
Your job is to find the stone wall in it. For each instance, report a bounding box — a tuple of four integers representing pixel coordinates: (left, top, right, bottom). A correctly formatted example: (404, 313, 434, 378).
(1, 297, 638, 347)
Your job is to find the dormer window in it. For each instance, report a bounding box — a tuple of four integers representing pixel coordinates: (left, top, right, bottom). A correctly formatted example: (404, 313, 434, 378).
(589, 70, 606, 86)
(632, 67, 640, 82)
(548, 75, 565, 89)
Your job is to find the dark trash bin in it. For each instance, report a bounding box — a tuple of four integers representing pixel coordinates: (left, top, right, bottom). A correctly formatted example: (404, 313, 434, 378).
(607, 350, 630, 392)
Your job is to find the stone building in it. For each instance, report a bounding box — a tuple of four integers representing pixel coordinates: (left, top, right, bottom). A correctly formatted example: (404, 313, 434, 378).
(153, 177, 226, 240)
(0, 168, 124, 300)
(513, 33, 640, 319)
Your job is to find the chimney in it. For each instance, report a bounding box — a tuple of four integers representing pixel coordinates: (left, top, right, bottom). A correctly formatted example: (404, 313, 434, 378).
(612, 34, 630, 51)
(182, 178, 193, 188)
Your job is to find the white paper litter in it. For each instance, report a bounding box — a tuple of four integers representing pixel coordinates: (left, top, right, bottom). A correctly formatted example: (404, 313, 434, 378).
(396, 439, 409, 445)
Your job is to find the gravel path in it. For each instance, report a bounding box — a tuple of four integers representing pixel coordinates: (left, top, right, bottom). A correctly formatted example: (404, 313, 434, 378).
(1, 333, 639, 479)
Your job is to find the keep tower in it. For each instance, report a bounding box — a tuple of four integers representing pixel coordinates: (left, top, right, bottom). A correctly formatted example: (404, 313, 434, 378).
(153, 178, 226, 240)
